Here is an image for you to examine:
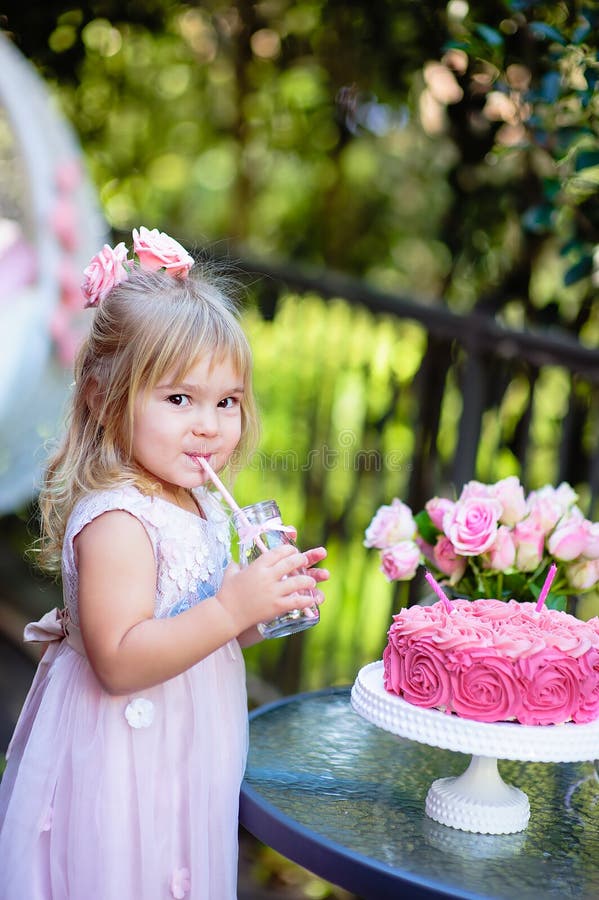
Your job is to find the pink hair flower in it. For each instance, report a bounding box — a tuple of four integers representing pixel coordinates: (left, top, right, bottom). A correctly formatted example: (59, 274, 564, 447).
(132, 226, 194, 277)
(81, 242, 130, 308)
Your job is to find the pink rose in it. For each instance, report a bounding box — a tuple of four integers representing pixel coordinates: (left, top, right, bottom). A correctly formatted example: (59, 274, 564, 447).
(547, 510, 587, 561)
(583, 521, 599, 560)
(492, 476, 527, 526)
(540, 618, 593, 657)
(516, 649, 581, 725)
(469, 597, 522, 623)
(526, 483, 577, 533)
(566, 558, 599, 591)
(416, 536, 435, 562)
(383, 642, 403, 694)
(388, 604, 445, 645)
(553, 482, 579, 510)
(575, 648, 599, 723)
(483, 525, 516, 571)
(526, 499, 562, 535)
(398, 641, 452, 709)
(432, 535, 466, 582)
(380, 541, 421, 581)
(459, 480, 492, 500)
(364, 499, 416, 549)
(512, 518, 545, 571)
(431, 617, 494, 652)
(491, 631, 546, 660)
(81, 242, 129, 308)
(132, 226, 194, 276)
(425, 497, 455, 530)
(443, 496, 502, 556)
(449, 650, 518, 723)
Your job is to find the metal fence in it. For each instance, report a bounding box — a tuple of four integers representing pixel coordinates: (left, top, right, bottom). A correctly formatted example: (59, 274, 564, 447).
(2, 252, 598, 697)
(227, 255, 599, 693)
(237, 255, 599, 513)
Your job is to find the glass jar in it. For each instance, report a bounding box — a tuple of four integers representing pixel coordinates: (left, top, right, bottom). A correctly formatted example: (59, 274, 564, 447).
(233, 499, 320, 639)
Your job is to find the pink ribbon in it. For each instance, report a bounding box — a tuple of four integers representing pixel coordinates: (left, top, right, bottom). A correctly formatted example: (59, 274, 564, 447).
(24, 607, 85, 656)
(237, 516, 295, 548)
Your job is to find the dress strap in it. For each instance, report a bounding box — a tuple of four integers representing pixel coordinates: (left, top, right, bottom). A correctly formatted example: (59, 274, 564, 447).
(24, 607, 85, 657)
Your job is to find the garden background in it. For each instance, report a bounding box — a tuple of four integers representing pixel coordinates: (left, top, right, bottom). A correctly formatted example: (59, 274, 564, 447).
(1, 2, 598, 896)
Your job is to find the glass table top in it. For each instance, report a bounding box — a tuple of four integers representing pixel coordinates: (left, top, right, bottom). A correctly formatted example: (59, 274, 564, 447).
(241, 687, 599, 900)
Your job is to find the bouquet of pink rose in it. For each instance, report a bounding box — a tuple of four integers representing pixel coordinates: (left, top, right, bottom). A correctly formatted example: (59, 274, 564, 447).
(364, 477, 599, 610)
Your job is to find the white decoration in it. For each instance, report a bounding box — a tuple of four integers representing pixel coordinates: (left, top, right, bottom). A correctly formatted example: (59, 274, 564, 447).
(125, 698, 155, 729)
(0, 34, 108, 513)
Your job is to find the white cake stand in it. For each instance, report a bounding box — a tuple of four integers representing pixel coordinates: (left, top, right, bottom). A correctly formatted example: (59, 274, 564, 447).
(351, 661, 599, 835)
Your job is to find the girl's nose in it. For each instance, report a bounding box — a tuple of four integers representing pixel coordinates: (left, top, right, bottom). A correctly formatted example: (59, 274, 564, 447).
(192, 409, 218, 436)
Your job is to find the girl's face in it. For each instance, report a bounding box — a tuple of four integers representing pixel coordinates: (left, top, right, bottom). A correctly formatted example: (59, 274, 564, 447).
(131, 354, 244, 504)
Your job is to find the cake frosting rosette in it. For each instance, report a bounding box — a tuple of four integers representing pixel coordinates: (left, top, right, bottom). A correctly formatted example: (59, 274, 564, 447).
(383, 598, 599, 726)
(448, 650, 519, 723)
(515, 650, 582, 725)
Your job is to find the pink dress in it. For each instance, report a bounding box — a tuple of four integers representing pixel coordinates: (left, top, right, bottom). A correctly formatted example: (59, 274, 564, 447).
(0, 486, 248, 900)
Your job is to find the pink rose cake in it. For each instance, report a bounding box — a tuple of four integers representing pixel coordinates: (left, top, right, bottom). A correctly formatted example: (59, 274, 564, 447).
(383, 599, 599, 725)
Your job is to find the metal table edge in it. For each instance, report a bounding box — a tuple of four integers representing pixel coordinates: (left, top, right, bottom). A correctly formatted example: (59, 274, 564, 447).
(241, 686, 486, 900)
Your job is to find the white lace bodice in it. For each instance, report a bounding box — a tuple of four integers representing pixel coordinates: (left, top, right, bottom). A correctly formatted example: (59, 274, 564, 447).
(62, 485, 232, 623)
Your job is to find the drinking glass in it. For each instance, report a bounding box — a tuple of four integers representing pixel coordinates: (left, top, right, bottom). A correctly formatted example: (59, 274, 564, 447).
(233, 499, 320, 639)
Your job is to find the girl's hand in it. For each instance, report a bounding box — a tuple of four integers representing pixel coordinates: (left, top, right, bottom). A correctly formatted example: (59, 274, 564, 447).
(284, 532, 329, 597)
(216, 544, 326, 635)
(302, 545, 329, 605)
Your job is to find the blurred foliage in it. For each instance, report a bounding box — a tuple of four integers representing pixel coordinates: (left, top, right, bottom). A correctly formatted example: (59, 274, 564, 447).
(233, 291, 599, 690)
(1, 0, 597, 335)
(442, 0, 599, 334)
(3, 7, 598, 895)
(1, 0, 598, 689)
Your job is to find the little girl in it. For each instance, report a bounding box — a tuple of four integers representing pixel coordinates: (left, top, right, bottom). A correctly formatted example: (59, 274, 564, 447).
(0, 227, 328, 900)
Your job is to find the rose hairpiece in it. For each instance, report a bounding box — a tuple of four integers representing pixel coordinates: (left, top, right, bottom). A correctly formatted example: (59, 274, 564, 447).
(81, 226, 194, 308)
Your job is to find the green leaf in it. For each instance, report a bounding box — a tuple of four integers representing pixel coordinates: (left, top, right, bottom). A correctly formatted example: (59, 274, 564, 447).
(540, 71, 561, 103)
(542, 178, 561, 201)
(442, 39, 471, 52)
(564, 255, 593, 286)
(575, 150, 599, 171)
(585, 68, 599, 91)
(529, 22, 568, 45)
(521, 204, 554, 234)
(507, 0, 532, 11)
(559, 238, 583, 256)
(545, 593, 567, 612)
(414, 509, 439, 545)
(572, 20, 592, 43)
(503, 572, 534, 601)
(474, 24, 504, 48)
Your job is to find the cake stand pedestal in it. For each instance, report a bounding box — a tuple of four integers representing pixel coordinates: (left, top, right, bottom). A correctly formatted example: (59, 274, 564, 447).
(351, 661, 599, 835)
(424, 753, 529, 833)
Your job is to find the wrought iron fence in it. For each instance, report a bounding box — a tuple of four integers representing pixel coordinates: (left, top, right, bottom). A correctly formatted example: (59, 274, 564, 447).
(227, 254, 599, 693)
(2, 251, 598, 698)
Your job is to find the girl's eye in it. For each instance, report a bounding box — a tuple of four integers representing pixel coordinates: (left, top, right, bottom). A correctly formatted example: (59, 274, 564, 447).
(218, 396, 238, 409)
(168, 394, 191, 407)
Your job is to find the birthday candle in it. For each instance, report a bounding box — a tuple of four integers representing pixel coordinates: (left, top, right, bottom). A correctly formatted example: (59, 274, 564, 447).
(535, 563, 557, 612)
(424, 570, 454, 613)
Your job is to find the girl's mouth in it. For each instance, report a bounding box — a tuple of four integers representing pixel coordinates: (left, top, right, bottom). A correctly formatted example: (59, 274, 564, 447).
(187, 453, 212, 467)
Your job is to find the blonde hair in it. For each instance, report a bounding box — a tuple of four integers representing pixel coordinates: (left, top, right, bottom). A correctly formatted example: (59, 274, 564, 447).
(38, 267, 260, 573)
